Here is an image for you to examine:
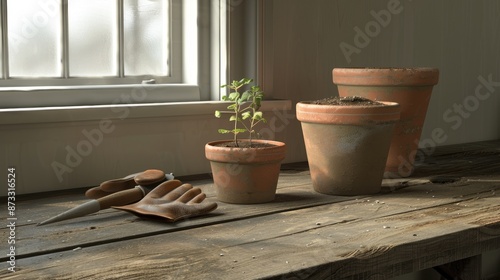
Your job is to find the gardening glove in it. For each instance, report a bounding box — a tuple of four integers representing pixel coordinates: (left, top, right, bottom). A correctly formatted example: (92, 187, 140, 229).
(112, 179, 218, 222)
(85, 169, 172, 199)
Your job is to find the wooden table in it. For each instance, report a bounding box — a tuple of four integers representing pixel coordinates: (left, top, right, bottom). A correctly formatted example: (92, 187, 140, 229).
(1, 140, 500, 279)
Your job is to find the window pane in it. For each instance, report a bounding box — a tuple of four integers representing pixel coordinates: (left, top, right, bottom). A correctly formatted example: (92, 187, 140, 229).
(7, 0, 62, 77)
(68, 0, 117, 77)
(124, 0, 169, 76)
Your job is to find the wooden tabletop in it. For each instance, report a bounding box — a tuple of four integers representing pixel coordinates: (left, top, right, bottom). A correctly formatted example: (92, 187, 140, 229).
(1, 140, 499, 279)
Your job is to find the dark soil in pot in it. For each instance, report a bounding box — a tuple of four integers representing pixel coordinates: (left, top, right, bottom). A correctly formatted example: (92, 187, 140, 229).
(214, 142, 275, 148)
(311, 96, 383, 106)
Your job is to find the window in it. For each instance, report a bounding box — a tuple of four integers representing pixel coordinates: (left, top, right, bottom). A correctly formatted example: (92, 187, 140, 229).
(2, 0, 180, 84)
(0, 0, 209, 108)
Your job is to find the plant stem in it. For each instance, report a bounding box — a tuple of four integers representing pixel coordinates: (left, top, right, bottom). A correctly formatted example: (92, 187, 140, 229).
(249, 110, 254, 147)
(249, 93, 258, 147)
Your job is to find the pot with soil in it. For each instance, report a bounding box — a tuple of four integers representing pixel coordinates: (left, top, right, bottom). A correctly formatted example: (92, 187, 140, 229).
(296, 96, 400, 195)
(332, 68, 439, 178)
(206, 78, 286, 204)
(205, 139, 286, 204)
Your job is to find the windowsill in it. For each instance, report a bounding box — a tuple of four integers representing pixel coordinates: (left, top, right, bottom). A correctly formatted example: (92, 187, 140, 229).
(0, 100, 293, 125)
(0, 84, 201, 109)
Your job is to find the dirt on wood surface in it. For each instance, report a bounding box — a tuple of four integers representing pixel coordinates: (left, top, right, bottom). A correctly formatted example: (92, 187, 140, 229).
(311, 96, 383, 106)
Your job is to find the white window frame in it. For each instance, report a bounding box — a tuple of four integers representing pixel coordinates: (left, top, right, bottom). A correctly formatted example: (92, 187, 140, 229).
(0, 0, 214, 108)
(1, 0, 182, 84)
(0, 0, 277, 116)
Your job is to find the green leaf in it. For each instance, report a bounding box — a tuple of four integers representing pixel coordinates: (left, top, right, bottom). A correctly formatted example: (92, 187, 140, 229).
(240, 91, 251, 102)
(231, 80, 241, 88)
(232, 128, 247, 134)
(252, 111, 263, 121)
(227, 103, 237, 110)
(229, 115, 241, 122)
(221, 95, 229, 101)
(240, 78, 252, 85)
(218, 129, 231, 134)
(215, 110, 221, 118)
(254, 96, 262, 108)
(228, 92, 239, 101)
(241, 111, 251, 120)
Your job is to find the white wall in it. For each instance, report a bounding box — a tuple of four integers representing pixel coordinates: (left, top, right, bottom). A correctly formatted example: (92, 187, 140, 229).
(0, 101, 291, 194)
(264, 0, 500, 150)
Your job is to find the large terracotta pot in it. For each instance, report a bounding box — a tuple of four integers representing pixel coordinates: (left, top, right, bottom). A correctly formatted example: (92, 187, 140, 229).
(296, 100, 400, 195)
(333, 68, 439, 178)
(205, 139, 286, 204)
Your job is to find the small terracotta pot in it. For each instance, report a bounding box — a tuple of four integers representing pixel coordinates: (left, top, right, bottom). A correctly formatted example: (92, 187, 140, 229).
(296, 101, 400, 195)
(333, 68, 439, 177)
(205, 139, 286, 204)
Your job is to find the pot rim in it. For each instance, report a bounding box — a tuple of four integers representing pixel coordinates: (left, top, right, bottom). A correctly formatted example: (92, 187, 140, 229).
(334, 67, 437, 71)
(296, 101, 400, 125)
(206, 139, 285, 147)
(332, 67, 439, 86)
(205, 139, 286, 164)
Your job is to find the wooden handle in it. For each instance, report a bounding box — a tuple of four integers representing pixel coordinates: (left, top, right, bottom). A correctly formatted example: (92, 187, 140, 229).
(97, 187, 145, 209)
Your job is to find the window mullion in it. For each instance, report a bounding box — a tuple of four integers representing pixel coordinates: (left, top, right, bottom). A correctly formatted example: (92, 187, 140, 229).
(117, 0, 124, 78)
(62, 0, 69, 78)
(1, 0, 9, 79)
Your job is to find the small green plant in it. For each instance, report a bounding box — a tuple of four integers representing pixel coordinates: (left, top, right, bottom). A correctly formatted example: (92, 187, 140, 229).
(215, 78, 266, 147)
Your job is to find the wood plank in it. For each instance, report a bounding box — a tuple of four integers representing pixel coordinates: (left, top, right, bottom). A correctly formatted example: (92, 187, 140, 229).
(0, 172, 314, 226)
(1, 180, 498, 279)
(1, 172, 497, 261)
(412, 140, 500, 177)
(3, 139, 499, 260)
(0, 172, 368, 259)
(420, 139, 500, 157)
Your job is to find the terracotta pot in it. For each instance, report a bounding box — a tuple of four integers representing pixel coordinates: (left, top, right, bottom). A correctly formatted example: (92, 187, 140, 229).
(205, 139, 286, 204)
(333, 68, 439, 177)
(296, 101, 400, 195)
